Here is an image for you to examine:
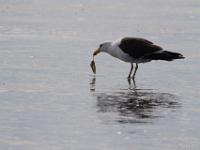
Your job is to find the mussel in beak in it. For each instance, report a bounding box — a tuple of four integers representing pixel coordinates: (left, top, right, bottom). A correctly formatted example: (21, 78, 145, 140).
(93, 48, 100, 56)
(90, 59, 96, 74)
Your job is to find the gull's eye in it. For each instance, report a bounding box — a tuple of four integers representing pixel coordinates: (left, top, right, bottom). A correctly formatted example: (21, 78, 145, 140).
(99, 44, 103, 48)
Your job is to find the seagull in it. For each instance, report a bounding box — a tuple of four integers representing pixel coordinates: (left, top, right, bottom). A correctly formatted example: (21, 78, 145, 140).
(92, 37, 184, 79)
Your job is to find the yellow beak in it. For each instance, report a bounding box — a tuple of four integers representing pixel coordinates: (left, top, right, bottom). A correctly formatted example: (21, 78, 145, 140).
(93, 48, 101, 56)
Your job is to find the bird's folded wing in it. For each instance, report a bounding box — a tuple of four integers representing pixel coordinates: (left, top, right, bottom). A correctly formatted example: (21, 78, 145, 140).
(119, 37, 163, 59)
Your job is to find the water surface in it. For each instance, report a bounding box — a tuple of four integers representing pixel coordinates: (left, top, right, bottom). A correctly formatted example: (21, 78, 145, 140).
(0, 0, 200, 150)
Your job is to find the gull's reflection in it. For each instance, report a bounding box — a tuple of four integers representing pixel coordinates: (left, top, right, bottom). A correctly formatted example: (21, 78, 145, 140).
(96, 90, 179, 124)
(90, 77, 180, 124)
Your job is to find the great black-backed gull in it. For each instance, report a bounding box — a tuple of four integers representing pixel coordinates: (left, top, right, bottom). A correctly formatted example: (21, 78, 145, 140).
(91, 37, 184, 79)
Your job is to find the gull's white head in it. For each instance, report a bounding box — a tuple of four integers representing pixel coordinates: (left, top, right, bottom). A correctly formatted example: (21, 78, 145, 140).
(93, 42, 111, 56)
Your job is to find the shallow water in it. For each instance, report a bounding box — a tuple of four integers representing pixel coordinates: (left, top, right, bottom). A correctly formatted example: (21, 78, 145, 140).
(0, 0, 200, 150)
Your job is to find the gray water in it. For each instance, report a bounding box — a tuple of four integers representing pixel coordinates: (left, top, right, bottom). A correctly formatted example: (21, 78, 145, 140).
(0, 0, 200, 150)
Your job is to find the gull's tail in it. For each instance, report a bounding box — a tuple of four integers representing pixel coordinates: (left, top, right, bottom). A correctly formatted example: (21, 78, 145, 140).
(143, 50, 185, 61)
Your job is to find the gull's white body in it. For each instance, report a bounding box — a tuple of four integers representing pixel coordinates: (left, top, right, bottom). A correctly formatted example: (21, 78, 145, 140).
(94, 37, 184, 79)
(102, 40, 151, 63)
